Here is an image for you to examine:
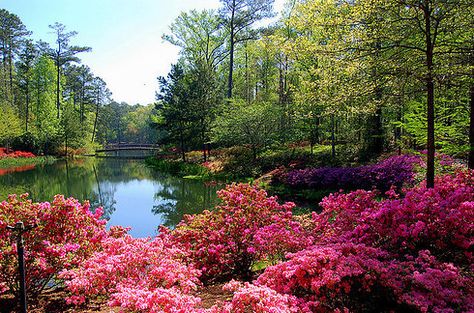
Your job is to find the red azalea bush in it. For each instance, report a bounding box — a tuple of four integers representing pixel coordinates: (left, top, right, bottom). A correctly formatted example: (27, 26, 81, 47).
(163, 183, 311, 282)
(0, 148, 35, 158)
(0, 194, 107, 296)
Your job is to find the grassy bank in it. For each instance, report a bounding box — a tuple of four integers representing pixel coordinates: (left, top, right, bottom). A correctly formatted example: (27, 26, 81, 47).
(145, 158, 212, 179)
(0, 156, 56, 169)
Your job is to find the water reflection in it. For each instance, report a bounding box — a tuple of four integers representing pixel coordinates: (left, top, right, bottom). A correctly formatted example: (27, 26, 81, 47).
(0, 158, 221, 237)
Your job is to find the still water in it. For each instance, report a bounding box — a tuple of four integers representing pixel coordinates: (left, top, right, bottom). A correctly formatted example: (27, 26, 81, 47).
(0, 158, 222, 237)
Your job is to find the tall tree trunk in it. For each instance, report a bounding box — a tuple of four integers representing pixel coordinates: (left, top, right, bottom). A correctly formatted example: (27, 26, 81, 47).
(245, 45, 251, 104)
(395, 102, 403, 155)
(56, 60, 60, 118)
(65, 132, 68, 157)
(202, 125, 207, 162)
(314, 116, 320, 145)
(424, 3, 435, 188)
(25, 81, 29, 132)
(364, 40, 384, 160)
(469, 81, 474, 169)
(227, 3, 235, 99)
(91, 101, 99, 143)
(228, 39, 234, 99)
(331, 114, 336, 159)
(179, 127, 186, 162)
(8, 47, 14, 105)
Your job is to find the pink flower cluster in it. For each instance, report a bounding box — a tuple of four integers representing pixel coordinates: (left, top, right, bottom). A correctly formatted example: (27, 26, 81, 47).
(0, 194, 107, 295)
(214, 280, 300, 313)
(61, 233, 202, 309)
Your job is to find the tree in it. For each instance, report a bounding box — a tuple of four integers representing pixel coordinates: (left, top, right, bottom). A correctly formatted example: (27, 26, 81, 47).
(0, 102, 21, 146)
(163, 10, 227, 70)
(123, 104, 158, 144)
(0, 9, 30, 105)
(355, 0, 473, 187)
(31, 55, 60, 153)
(64, 64, 94, 126)
(45, 23, 91, 118)
(16, 39, 37, 132)
(212, 100, 280, 160)
(187, 61, 222, 161)
(155, 64, 192, 161)
(95, 101, 131, 144)
(90, 77, 111, 143)
(219, 0, 275, 98)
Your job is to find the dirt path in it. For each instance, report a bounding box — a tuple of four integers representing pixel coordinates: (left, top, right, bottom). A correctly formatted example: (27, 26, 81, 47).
(1, 284, 231, 313)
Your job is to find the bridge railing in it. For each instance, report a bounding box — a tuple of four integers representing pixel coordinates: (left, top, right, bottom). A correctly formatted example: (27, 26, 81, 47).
(102, 143, 159, 150)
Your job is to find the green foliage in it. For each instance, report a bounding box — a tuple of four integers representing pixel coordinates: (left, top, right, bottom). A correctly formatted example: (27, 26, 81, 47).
(122, 104, 158, 144)
(163, 9, 226, 69)
(145, 158, 210, 179)
(0, 104, 22, 144)
(212, 100, 281, 160)
(0, 156, 56, 169)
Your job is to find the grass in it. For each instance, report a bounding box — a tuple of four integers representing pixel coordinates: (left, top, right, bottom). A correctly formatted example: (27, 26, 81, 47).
(0, 156, 56, 169)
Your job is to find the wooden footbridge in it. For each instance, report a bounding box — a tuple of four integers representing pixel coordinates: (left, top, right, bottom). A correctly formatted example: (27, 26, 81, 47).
(95, 143, 160, 158)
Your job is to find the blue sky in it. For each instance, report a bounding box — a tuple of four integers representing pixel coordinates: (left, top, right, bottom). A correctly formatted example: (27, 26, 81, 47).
(1, 0, 285, 105)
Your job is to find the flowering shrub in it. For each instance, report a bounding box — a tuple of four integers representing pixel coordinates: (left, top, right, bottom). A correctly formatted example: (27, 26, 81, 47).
(0, 194, 107, 296)
(210, 280, 299, 313)
(0, 147, 35, 158)
(281, 154, 421, 192)
(164, 183, 311, 282)
(61, 234, 202, 308)
(3, 170, 470, 313)
(257, 243, 393, 312)
(346, 171, 474, 264)
(109, 286, 204, 312)
(255, 170, 474, 312)
(257, 243, 473, 312)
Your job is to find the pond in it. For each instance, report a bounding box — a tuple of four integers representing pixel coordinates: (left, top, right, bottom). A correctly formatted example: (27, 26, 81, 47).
(0, 158, 222, 237)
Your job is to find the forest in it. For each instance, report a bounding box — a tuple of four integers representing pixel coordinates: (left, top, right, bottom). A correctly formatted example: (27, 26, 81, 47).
(0, 12, 157, 156)
(153, 0, 474, 188)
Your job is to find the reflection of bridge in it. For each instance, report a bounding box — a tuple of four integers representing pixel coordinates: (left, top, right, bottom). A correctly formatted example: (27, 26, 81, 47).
(95, 143, 160, 153)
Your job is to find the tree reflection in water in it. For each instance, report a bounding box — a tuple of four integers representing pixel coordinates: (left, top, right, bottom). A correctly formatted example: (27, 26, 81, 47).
(0, 157, 222, 231)
(152, 175, 222, 227)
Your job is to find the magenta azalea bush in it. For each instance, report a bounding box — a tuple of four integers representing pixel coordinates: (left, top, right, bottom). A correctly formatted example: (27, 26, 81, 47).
(280, 154, 422, 192)
(0, 194, 107, 295)
(256, 170, 474, 312)
(162, 183, 311, 282)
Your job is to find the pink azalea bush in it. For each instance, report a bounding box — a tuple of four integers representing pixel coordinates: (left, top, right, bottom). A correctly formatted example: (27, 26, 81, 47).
(315, 171, 474, 265)
(61, 233, 202, 307)
(163, 183, 311, 282)
(108, 285, 204, 313)
(210, 280, 300, 313)
(0, 194, 107, 296)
